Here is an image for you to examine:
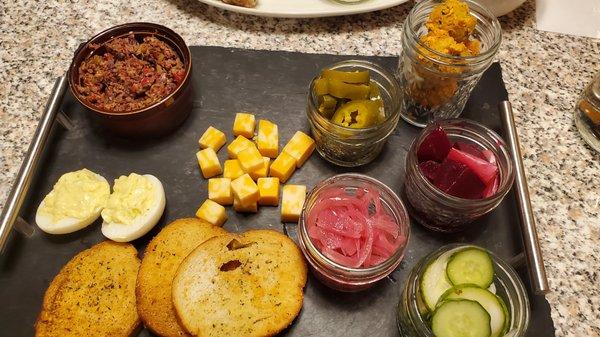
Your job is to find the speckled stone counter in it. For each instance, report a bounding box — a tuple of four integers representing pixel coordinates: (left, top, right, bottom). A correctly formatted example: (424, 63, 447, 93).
(0, 0, 598, 335)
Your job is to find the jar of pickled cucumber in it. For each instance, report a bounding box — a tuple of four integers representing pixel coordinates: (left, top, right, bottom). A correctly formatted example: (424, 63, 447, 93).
(306, 60, 401, 167)
(397, 244, 530, 337)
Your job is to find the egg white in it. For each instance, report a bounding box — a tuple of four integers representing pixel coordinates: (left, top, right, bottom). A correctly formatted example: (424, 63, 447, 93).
(35, 173, 109, 235)
(101, 174, 166, 242)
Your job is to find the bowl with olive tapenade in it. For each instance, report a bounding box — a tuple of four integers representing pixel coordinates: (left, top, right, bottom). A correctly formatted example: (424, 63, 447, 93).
(69, 22, 192, 138)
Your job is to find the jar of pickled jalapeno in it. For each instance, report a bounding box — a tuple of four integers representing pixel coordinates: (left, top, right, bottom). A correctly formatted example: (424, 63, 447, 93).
(307, 60, 401, 167)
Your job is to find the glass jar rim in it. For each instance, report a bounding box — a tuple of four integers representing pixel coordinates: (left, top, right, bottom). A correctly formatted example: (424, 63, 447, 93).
(299, 173, 411, 276)
(403, 244, 531, 336)
(405, 0, 502, 66)
(409, 118, 515, 206)
(307, 60, 401, 139)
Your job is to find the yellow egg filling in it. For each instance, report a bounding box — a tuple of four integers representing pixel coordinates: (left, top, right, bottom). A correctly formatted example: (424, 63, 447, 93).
(101, 173, 156, 225)
(38, 168, 109, 222)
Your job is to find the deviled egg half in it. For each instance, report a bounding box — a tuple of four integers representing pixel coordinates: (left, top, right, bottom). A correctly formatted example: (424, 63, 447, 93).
(36, 169, 110, 234)
(101, 173, 166, 242)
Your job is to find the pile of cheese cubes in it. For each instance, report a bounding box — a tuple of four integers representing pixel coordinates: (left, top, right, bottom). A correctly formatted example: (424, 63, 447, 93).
(194, 112, 316, 227)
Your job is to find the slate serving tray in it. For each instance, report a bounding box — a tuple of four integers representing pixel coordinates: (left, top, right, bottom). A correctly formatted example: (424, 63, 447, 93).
(0, 46, 555, 337)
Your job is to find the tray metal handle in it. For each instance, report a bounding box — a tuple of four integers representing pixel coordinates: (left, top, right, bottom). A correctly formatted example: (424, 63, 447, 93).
(499, 101, 550, 294)
(0, 76, 68, 253)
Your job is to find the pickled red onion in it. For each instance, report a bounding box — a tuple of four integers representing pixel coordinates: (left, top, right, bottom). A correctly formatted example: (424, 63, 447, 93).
(307, 186, 406, 268)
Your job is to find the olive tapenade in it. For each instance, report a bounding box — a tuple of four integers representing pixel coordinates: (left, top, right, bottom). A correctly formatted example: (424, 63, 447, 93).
(76, 34, 186, 112)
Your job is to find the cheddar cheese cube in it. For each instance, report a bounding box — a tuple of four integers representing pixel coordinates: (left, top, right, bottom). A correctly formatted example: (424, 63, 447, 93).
(231, 174, 259, 206)
(233, 196, 258, 213)
(249, 157, 270, 181)
(269, 151, 296, 183)
(227, 135, 254, 159)
(281, 185, 307, 223)
(196, 199, 227, 227)
(223, 160, 245, 180)
(196, 148, 222, 179)
(198, 126, 226, 152)
(208, 178, 233, 205)
(257, 177, 279, 206)
(237, 144, 264, 173)
(233, 112, 256, 138)
(257, 119, 279, 158)
(282, 131, 315, 167)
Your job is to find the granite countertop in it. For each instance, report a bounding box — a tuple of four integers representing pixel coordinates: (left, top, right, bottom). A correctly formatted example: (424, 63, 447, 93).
(0, 0, 598, 335)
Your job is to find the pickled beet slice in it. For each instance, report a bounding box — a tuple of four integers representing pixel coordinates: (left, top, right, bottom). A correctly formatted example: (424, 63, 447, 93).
(419, 160, 441, 182)
(453, 142, 487, 160)
(482, 175, 500, 197)
(482, 149, 496, 164)
(446, 148, 498, 184)
(417, 126, 452, 163)
(433, 159, 486, 199)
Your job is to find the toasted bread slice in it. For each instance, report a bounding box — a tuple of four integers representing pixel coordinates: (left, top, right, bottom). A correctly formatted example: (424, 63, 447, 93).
(35, 241, 141, 337)
(172, 229, 307, 337)
(136, 218, 228, 337)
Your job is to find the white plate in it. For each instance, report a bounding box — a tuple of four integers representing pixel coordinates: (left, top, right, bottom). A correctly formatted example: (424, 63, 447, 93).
(198, 0, 409, 18)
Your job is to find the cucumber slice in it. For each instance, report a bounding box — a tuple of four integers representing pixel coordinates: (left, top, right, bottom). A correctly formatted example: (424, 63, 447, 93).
(442, 285, 507, 337)
(431, 299, 491, 337)
(498, 295, 510, 335)
(420, 247, 463, 311)
(416, 285, 430, 317)
(446, 248, 494, 288)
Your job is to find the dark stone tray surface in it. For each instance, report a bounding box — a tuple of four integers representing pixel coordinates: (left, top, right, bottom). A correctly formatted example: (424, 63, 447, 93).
(0, 46, 555, 337)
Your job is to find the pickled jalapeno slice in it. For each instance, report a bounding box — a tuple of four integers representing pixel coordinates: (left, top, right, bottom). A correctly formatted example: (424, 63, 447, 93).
(314, 78, 329, 96)
(331, 100, 382, 128)
(318, 94, 339, 118)
(327, 79, 370, 100)
(321, 69, 370, 84)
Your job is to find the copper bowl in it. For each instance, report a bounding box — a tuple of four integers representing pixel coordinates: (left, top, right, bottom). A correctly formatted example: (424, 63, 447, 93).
(68, 22, 193, 138)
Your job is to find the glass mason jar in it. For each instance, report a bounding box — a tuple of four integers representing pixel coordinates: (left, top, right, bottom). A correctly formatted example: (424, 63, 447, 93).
(397, 0, 502, 127)
(307, 60, 401, 167)
(403, 119, 514, 232)
(574, 71, 600, 153)
(397, 244, 530, 337)
(298, 173, 410, 292)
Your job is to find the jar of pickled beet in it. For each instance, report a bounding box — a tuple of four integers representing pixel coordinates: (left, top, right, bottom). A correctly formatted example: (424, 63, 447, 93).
(307, 60, 401, 167)
(397, 244, 530, 337)
(403, 119, 514, 232)
(298, 173, 410, 292)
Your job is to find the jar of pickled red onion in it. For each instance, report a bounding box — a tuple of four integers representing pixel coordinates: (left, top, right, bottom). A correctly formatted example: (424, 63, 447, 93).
(403, 119, 514, 232)
(298, 173, 410, 292)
